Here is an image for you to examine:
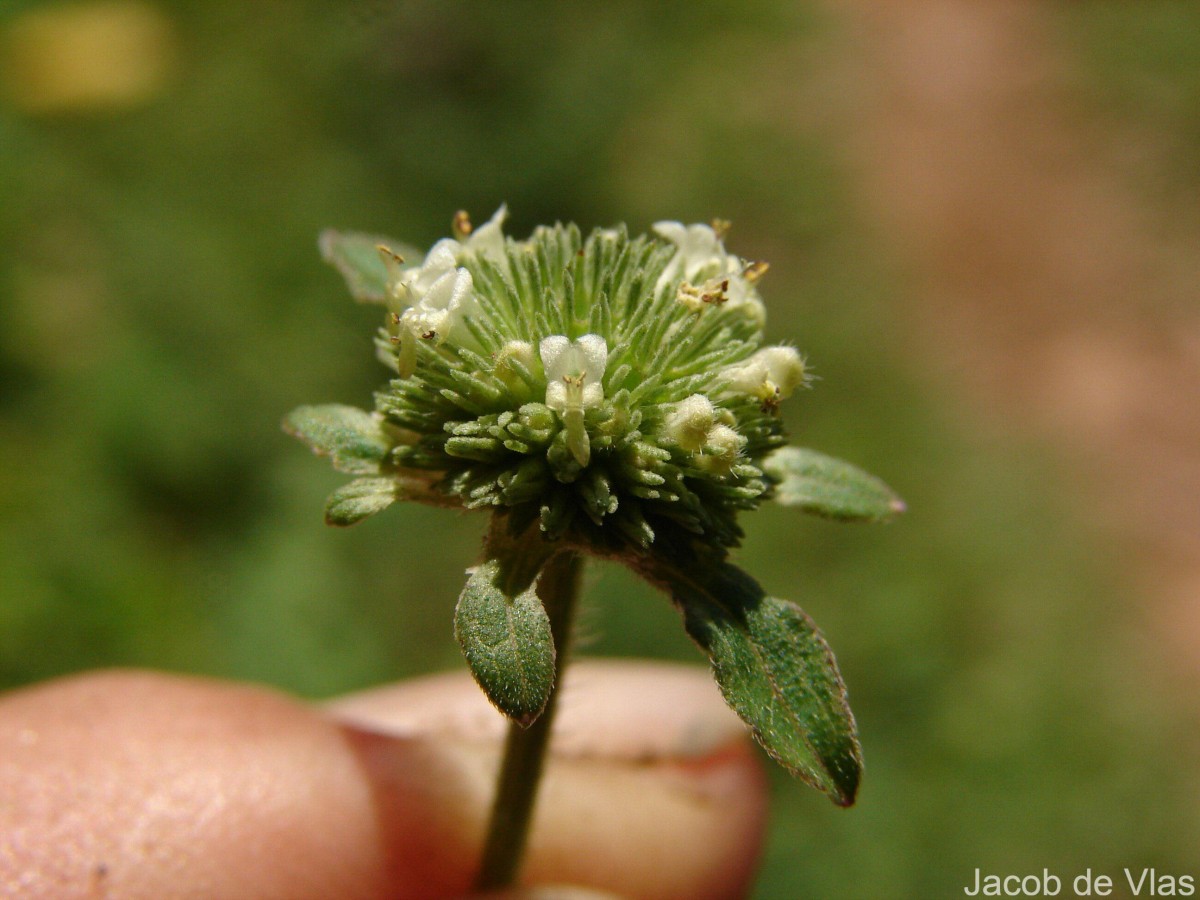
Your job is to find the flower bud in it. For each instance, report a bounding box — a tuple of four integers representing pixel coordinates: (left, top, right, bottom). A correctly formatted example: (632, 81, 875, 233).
(664, 394, 717, 452)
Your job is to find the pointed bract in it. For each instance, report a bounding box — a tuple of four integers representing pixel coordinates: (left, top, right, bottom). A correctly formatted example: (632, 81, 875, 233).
(765, 447, 905, 522)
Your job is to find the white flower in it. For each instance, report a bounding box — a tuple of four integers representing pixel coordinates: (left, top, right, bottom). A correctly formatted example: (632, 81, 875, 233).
(540, 333, 607, 467)
(723, 346, 807, 402)
(378, 206, 512, 376)
(654, 220, 766, 324)
(540, 334, 607, 412)
(399, 266, 477, 341)
(462, 204, 509, 269)
(412, 240, 460, 287)
(387, 205, 509, 324)
(664, 395, 747, 474)
(386, 263, 479, 377)
(653, 221, 728, 286)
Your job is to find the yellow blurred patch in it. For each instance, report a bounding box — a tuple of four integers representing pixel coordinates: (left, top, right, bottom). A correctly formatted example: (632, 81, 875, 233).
(0, 1, 177, 114)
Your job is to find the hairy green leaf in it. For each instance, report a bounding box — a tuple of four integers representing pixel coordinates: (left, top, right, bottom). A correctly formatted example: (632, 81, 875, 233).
(764, 447, 905, 522)
(454, 558, 555, 725)
(324, 476, 397, 526)
(636, 552, 861, 805)
(318, 230, 420, 304)
(283, 404, 391, 474)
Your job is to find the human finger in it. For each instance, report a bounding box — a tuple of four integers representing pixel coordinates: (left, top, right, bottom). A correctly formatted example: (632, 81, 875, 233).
(0, 662, 766, 899)
(329, 659, 768, 899)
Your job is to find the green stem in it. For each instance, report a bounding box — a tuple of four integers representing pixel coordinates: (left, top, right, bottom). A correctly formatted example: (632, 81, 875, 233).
(474, 549, 582, 891)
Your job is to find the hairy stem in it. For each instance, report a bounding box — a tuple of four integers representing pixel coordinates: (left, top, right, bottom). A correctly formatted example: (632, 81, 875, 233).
(474, 549, 582, 891)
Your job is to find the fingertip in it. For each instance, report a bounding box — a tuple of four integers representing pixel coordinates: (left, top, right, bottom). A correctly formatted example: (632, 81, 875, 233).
(0, 670, 410, 899)
(332, 660, 769, 899)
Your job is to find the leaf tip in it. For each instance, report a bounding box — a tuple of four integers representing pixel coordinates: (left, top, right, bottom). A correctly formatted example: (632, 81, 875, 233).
(280, 406, 307, 437)
(828, 740, 863, 806)
(832, 766, 861, 807)
(513, 709, 542, 729)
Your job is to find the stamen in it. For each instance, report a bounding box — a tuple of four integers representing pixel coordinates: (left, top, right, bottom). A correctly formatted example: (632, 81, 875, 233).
(742, 260, 769, 283)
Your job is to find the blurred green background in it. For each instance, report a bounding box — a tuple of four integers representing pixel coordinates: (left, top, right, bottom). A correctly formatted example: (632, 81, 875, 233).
(2, 2, 1199, 897)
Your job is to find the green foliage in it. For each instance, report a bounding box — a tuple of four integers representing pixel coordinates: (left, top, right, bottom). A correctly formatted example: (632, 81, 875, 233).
(765, 447, 905, 522)
(283, 404, 391, 474)
(641, 551, 860, 805)
(454, 557, 556, 726)
(323, 476, 397, 526)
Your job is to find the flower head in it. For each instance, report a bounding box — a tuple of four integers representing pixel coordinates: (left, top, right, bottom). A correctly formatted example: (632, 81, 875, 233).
(297, 212, 823, 551)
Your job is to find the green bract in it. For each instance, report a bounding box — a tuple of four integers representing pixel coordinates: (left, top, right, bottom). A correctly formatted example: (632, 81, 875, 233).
(287, 209, 903, 806)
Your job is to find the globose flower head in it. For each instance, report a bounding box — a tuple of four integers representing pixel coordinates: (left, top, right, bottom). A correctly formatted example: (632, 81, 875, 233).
(295, 209, 809, 552)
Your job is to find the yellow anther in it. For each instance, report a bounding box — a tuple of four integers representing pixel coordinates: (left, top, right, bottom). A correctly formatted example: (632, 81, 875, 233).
(452, 210, 473, 239)
(742, 260, 769, 283)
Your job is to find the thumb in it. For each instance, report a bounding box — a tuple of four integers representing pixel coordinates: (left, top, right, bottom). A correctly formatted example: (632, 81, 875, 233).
(327, 659, 768, 899)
